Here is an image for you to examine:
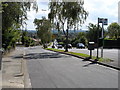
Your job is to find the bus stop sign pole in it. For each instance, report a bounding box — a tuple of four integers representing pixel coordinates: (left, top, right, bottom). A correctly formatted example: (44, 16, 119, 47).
(98, 18, 108, 58)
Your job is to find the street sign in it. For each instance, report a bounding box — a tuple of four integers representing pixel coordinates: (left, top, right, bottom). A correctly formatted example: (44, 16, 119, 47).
(98, 18, 103, 23)
(98, 18, 108, 25)
(103, 19, 108, 25)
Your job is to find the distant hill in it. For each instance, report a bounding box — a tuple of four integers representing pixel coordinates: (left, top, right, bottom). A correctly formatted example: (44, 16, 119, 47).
(27, 30, 37, 33)
(27, 29, 88, 34)
(51, 29, 88, 34)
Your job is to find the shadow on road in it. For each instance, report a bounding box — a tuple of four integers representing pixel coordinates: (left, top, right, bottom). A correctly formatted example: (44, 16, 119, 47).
(12, 54, 23, 59)
(81, 57, 97, 67)
(24, 52, 70, 60)
(83, 62, 97, 67)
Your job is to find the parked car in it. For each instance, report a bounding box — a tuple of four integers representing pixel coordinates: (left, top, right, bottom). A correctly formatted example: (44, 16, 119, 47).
(64, 44, 72, 49)
(76, 43, 85, 49)
(57, 44, 63, 48)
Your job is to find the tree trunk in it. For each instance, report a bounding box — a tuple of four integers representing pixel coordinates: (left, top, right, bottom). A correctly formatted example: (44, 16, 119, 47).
(65, 29, 68, 52)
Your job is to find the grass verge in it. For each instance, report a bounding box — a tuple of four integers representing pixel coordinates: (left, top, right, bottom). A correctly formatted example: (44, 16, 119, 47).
(46, 48, 113, 63)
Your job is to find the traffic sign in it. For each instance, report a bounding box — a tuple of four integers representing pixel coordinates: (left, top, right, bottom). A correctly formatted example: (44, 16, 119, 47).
(103, 19, 108, 25)
(98, 18, 103, 23)
(98, 18, 108, 25)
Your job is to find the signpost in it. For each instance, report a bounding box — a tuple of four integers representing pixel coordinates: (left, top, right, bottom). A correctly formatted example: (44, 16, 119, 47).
(97, 18, 108, 58)
(97, 18, 100, 59)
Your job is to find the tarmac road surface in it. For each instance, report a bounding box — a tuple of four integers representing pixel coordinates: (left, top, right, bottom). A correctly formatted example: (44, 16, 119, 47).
(24, 46, 118, 88)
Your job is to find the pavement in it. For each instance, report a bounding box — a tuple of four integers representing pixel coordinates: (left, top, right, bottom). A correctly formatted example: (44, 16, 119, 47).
(1, 47, 31, 89)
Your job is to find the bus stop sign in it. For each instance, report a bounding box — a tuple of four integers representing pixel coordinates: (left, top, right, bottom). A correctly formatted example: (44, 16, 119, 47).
(99, 18, 108, 25)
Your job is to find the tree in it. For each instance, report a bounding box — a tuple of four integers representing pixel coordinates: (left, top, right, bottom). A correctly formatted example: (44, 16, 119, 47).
(3, 25, 21, 50)
(71, 32, 87, 47)
(107, 22, 120, 39)
(87, 23, 102, 43)
(48, 0, 88, 52)
(2, 2, 38, 50)
(34, 17, 52, 48)
(77, 32, 87, 45)
(21, 30, 28, 45)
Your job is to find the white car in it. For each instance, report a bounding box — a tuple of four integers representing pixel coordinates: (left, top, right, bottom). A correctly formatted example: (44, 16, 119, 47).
(76, 43, 85, 49)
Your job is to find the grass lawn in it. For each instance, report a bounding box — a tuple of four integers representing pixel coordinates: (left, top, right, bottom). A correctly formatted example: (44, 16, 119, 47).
(46, 48, 112, 62)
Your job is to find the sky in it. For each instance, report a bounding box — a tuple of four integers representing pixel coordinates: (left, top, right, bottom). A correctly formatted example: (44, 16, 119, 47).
(26, 0, 120, 30)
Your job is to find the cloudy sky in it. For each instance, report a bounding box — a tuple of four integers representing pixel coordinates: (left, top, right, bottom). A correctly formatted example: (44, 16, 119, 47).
(26, 0, 120, 30)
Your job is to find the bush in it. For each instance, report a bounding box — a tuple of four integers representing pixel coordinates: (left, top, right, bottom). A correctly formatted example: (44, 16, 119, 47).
(58, 42, 64, 46)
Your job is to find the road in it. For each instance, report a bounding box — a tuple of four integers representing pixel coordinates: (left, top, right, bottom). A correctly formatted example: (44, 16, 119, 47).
(24, 46, 118, 88)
